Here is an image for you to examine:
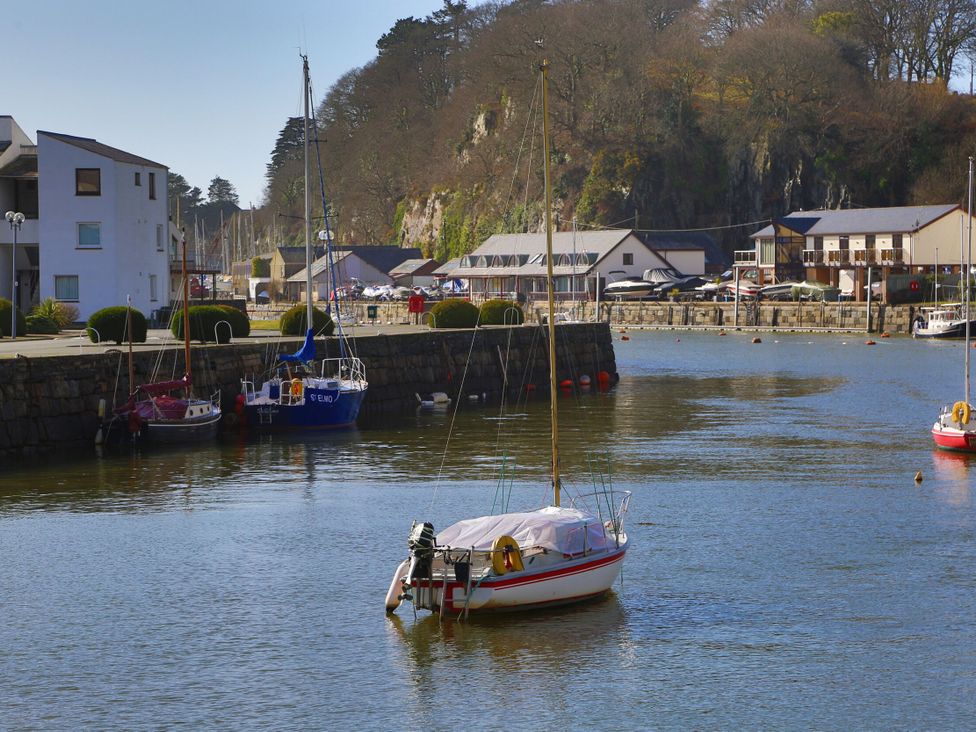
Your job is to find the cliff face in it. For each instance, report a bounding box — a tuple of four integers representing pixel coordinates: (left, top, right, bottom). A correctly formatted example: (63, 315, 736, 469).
(261, 1, 976, 257)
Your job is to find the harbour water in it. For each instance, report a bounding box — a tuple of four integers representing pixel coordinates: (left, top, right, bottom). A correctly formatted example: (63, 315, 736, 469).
(2, 330, 974, 728)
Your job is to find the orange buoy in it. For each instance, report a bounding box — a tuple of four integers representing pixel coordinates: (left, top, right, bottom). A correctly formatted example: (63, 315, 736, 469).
(881, 332, 891, 338)
(864, 340, 876, 345)
(718, 331, 727, 336)
(752, 337, 762, 344)
(621, 335, 630, 341)
(618, 328, 626, 334)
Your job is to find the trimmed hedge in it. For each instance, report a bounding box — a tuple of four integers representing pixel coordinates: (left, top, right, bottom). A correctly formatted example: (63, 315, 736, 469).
(280, 304, 335, 337)
(216, 304, 250, 337)
(0, 298, 27, 337)
(87, 305, 147, 344)
(429, 298, 479, 328)
(26, 314, 59, 334)
(479, 299, 524, 325)
(170, 305, 236, 343)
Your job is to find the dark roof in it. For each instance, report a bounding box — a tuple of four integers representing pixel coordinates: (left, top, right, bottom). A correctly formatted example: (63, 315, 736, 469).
(639, 230, 727, 268)
(0, 154, 37, 179)
(751, 205, 958, 237)
(38, 131, 167, 169)
(389, 258, 440, 276)
(774, 217, 820, 235)
(276, 245, 325, 264)
(335, 245, 424, 274)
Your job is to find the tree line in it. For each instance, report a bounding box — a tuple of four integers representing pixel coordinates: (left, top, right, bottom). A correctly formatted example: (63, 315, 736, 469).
(262, 0, 976, 258)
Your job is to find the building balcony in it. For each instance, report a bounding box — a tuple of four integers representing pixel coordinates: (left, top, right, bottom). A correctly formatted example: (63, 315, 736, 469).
(879, 248, 905, 264)
(852, 249, 877, 264)
(734, 249, 757, 265)
(0, 218, 39, 244)
(802, 249, 824, 265)
(825, 249, 850, 265)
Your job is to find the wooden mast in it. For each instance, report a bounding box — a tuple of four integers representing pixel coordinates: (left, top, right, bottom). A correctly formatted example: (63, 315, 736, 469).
(181, 229, 192, 391)
(541, 59, 561, 507)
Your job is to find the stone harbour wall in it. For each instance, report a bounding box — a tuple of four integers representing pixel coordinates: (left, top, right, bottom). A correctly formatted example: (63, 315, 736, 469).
(0, 322, 615, 461)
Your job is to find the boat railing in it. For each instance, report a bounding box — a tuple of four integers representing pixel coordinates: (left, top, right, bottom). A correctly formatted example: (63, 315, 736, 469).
(569, 489, 632, 534)
(319, 356, 367, 385)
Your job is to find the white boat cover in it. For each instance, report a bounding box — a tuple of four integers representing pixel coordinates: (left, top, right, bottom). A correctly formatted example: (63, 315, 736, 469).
(436, 506, 610, 555)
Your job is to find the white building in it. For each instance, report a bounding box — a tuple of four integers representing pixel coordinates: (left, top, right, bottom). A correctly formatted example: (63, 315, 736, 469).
(454, 229, 707, 301)
(0, 118, 170, 322)
(37, 130, 170, 320)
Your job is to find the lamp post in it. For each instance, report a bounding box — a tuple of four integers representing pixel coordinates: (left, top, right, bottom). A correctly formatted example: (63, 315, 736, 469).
(4, 210, 24, 339)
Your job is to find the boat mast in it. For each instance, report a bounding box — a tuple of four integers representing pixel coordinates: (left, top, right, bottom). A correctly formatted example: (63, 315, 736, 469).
(541, 59, 561, 507)
(182, 229, 192, 390)
(967, 156, 973, 407)
(303, 54, 313, 333)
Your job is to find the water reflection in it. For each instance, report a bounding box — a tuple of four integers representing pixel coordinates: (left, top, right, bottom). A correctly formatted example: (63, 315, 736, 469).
(930, 450, 974, 508)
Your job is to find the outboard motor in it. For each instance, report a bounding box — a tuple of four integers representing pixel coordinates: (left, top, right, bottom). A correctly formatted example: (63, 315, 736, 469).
(407, 521, 435, 581)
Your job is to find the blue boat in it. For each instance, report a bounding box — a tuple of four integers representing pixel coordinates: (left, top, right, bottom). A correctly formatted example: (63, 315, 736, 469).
(239, 56, 368, 431)
(240, 329, 367, 431)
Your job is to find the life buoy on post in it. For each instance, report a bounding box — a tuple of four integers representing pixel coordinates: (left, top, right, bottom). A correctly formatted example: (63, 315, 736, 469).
(291, 378, 304, 398)
(951, 400, 971, 425)
(491, 535, 524, 575)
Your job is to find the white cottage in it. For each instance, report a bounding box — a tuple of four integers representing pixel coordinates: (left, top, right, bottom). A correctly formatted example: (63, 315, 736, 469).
(35, 130, 170, 320)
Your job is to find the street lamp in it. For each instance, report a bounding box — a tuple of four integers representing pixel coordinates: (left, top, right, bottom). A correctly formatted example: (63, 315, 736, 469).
(4, 210, 24, 339)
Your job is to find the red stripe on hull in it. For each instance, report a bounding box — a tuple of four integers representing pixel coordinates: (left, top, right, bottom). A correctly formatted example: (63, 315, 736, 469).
(483, 548, 625, 590)
(932, 427, 976, 452)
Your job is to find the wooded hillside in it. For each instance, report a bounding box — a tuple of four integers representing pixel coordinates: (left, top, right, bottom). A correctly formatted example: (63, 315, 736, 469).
(263, 0, 976, 258)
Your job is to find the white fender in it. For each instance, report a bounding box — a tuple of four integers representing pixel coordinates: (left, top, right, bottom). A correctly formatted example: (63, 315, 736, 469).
(385, 559, 410, 612)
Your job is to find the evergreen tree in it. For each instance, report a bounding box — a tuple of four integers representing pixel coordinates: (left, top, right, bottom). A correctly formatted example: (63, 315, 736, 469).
(207, 176, 239, 205)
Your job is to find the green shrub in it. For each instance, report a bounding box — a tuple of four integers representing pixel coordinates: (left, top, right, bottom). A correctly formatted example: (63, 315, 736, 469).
(0, 298, 27, 337)
(251, 256, 270, 278)
(87, 306, 147, 344)
(26, 314, 59, 334)
(429, 298, 479, 328)
(32, 297, 78, 329)
(479, 299, 524, 325)
(170, 305, 237, 343)
(216, 304, 250, 337)
(280, 304, 335, 336)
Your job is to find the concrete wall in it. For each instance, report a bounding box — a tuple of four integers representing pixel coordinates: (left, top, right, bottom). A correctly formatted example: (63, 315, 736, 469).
(0, 322, 616, 461)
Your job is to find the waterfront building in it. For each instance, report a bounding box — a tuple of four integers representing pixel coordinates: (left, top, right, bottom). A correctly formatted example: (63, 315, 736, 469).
(389, 258, 440, 288)
(741, 205, 976, 302)
(287, 246, 425, 302)
(454, 229, 708, 302)
(0, 117, 171, 321)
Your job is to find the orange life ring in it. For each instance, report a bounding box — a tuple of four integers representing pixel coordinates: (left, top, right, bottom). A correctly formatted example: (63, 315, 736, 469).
(951, 401, 970, 425)
(490, 535, 524, 575)
(291, 378, 304, 397)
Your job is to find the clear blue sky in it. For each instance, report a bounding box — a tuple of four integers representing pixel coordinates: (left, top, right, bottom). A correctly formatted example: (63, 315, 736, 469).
(7, 0, 449, 207)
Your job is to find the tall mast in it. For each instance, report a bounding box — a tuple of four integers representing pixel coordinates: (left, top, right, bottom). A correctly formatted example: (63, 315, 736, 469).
(182, 229, 192, 389)
(966, 156, 973, 407)
(303, 54, 313, 332)
(542, 59, 561, 507)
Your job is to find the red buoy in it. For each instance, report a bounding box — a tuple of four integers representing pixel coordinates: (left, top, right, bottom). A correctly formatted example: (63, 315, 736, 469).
(559, 379, 573, 389)
(525, 383, 536, 392)
(597, 371, 610, 385)
(621, 335, 630, 341)
(579, 374, 592, 387)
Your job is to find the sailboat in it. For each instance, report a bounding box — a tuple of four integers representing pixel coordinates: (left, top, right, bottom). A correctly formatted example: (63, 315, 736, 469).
(238, 55, 368, 431)
(932, 157, 976, 451)
(385, 59, 630, 617)
(110, 236, 222, 443)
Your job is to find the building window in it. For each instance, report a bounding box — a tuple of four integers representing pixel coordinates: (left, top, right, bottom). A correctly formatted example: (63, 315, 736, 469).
(135, 172, 141, 186)
(813, 236, 823, 251)
(866, 234, 876, 249)
(77, 222, 101, 249)
(55, 275, 79, 301)
(149, 172, 156, 200)
(839, 235, 850, 250)
(75, 168, 101, 196)
(156, 224, 164, 251)
(149, 274, 158, 302)
(623, 253, 634, 265)
(760, 238, 775, 265)
(893, 233, 903, 248)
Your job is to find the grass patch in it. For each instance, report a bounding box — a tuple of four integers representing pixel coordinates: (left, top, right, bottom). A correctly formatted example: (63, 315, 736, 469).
(250, 319, 281, 331)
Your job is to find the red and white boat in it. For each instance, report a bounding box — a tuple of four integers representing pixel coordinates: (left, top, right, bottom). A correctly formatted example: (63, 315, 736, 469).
(385, 60, 631, 618)
(932, 403, 976, 452)
(933, 158, 976, 453)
